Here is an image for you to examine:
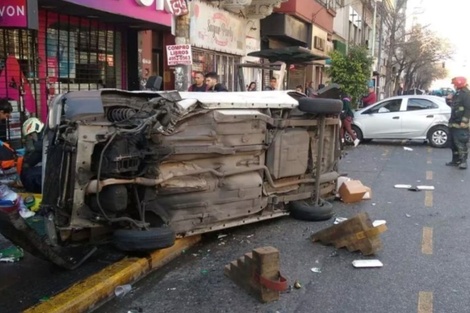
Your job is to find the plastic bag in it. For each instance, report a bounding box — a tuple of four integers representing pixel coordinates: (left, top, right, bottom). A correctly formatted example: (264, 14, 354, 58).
(0, 184, 35, 218)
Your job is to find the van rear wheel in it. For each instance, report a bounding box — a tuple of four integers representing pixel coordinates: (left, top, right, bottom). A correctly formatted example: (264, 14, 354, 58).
(289, 199, 334, 221)
(113, 227, 175, 252)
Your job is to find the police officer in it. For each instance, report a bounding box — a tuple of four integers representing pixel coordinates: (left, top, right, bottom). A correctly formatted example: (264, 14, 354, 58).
(446, 77, 470, 169)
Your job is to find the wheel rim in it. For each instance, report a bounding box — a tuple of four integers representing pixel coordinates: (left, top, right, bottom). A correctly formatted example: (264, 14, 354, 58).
(344, 130, 357, 143)
(432, 130, 448, 145)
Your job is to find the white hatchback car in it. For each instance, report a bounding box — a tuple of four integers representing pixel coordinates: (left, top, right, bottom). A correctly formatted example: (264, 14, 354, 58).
(346, 95, 451, 148)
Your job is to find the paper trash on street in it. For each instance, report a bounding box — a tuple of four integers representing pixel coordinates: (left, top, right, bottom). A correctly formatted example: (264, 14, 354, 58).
(403, 147, 413, 151)
(372, 220, 387, 227)
(352, 259, 383, 268)
(333, 217, 348, 224)
(416, 185, 435, 190)
(394, 184, 413, 189)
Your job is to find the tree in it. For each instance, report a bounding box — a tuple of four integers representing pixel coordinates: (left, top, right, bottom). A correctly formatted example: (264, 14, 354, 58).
(326, 46, 373, 107)
(400, 26, 452, 91)
(382, 0, 408, 97)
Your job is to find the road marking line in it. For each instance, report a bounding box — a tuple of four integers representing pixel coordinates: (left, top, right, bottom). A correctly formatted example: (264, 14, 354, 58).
(418, 291, 433, 313)
(426, 171, 433, 180)
(422, 227, 433, 255)
(425, 191, 433, 207)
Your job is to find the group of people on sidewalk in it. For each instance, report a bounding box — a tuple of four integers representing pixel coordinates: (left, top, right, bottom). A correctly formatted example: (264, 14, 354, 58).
(187, 71, 228, 92)
(0, 99, 44, 193)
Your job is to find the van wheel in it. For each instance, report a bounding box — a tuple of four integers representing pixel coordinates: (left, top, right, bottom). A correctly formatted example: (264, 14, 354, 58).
(289, 199, 334, 221)
(113, 227, 175, 252)
(298, 98, 343, 115)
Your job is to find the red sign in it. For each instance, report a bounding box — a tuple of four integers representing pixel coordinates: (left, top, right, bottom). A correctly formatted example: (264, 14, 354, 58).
(0, 0, 27, 28)
(165, 0, 188, 16)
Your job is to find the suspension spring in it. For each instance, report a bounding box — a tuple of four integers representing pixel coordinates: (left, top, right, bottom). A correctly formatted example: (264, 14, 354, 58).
(107, 107, 136, 122)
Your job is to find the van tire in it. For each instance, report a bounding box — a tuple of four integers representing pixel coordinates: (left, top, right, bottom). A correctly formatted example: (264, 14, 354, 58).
(113, 227, 175, 252)
(289, 199, 334, 221)
(298, 98, 343, 115)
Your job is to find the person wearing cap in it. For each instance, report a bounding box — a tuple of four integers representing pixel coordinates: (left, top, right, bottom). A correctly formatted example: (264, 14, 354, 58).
(362, 84, 377, 107)
(446, 76, 470, 169)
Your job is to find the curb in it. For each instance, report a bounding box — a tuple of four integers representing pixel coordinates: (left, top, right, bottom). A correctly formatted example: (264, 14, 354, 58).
(24, 236, 201, 313)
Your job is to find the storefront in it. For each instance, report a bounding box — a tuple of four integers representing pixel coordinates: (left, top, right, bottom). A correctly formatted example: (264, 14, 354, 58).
(189, 0, 246, 91)
(0, 0, 172, 122)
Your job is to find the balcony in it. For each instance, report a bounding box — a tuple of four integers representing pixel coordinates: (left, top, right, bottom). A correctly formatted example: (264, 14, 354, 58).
(222, 0, 289, 19)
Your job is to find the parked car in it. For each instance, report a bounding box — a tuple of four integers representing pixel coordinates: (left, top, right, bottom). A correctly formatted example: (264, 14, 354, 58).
(0, 89, 343, 269)
(345, 95, 451, 148)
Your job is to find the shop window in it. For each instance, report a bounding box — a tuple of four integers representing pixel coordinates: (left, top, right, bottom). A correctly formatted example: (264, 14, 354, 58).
(43, 12, 122, 94)
(192, 48, 240, 91)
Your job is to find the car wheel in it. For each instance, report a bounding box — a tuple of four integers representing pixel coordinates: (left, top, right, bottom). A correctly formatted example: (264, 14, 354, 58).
(113, 227, 176, 252)
(298, 98, 343, 115)
(427, 125, 449, 148)
(289, 199, 334, 221)
(351, 125, 364, 141)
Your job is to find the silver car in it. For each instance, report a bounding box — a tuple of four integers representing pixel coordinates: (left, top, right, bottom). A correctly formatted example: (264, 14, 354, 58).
(346, 95, 451, 148)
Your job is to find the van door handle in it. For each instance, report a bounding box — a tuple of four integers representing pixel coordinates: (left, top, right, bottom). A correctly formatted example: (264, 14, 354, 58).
(393, 116, 400, 119)
(426, 115, 434, 118)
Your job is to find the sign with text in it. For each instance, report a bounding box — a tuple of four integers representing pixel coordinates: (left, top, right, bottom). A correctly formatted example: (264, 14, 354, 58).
(189, 0, 245, 55)
(165, 0, 188, 16)
(0, 0, 38, 29)
(166, 44, 193, 66)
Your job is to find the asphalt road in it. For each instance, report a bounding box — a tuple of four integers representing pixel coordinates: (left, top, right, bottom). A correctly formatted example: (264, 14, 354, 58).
(95, 140, 470, 313)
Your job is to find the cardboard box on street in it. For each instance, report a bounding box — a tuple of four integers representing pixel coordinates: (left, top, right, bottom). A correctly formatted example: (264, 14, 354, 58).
(339, 180, 367, 203)
(362, 186, 372, 200)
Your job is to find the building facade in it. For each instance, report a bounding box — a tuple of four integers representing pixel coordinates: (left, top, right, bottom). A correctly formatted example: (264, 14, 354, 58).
(0, 0, 172, 121)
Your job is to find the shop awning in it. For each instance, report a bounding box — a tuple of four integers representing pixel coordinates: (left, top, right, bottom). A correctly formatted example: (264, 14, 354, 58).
(247, 47, 328, 64)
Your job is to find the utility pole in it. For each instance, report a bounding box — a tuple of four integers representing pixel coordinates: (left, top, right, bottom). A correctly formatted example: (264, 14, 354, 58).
(174, 11, 192, 91)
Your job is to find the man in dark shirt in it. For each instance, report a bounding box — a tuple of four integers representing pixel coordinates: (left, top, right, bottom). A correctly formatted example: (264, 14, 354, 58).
(188, 71, 208, 92)
(205, 72, 228, 92)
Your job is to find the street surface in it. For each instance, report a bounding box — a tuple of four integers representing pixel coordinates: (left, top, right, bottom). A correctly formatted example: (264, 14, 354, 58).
(1, 140, 469, 313)
(96, 141, 470, 313)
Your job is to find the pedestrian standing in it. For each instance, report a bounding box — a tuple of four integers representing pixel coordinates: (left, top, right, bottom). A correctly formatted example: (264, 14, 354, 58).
(247, 82, 257, 91)
(264, 77, 277, 91)
(362, 86, 377, 107)
(446, 76, 470, 169)
(204, 72, 228, 92)
(188, 71, 208, 92)
(340, 96, 360, 147)
(305, 81, 315, 97)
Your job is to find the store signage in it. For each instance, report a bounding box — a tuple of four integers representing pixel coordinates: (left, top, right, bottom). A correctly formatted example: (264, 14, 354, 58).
(135, 0, 188, 16)
(61, 0, 171, 27)
(166, 44, 193, 66)
(0, 0, 38, 29)
(165, 0, 188, 16)
(189, 0, 245, 55)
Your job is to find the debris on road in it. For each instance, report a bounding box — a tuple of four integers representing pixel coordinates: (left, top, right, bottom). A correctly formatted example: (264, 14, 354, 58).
(394, 184, 413, 189)
(311, 212, 388, 255)
(372, 220, 387, 227)
(334, 217, 348, 224)
(224, 246, 288, 303)
(405, 214, 411, 218)
(294, 281, 302, 289)
(217, 234, 228, 239)
(0, 245, 24, 262)
(352, 259, 384, 268)
(310, 267, 322, 273)
(404, 147, 414, 151)
(338, 180, 368, 203)
(416, 185, 435, 191)
(114, 284, 132, 297)
(395, 184, 435, 191)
